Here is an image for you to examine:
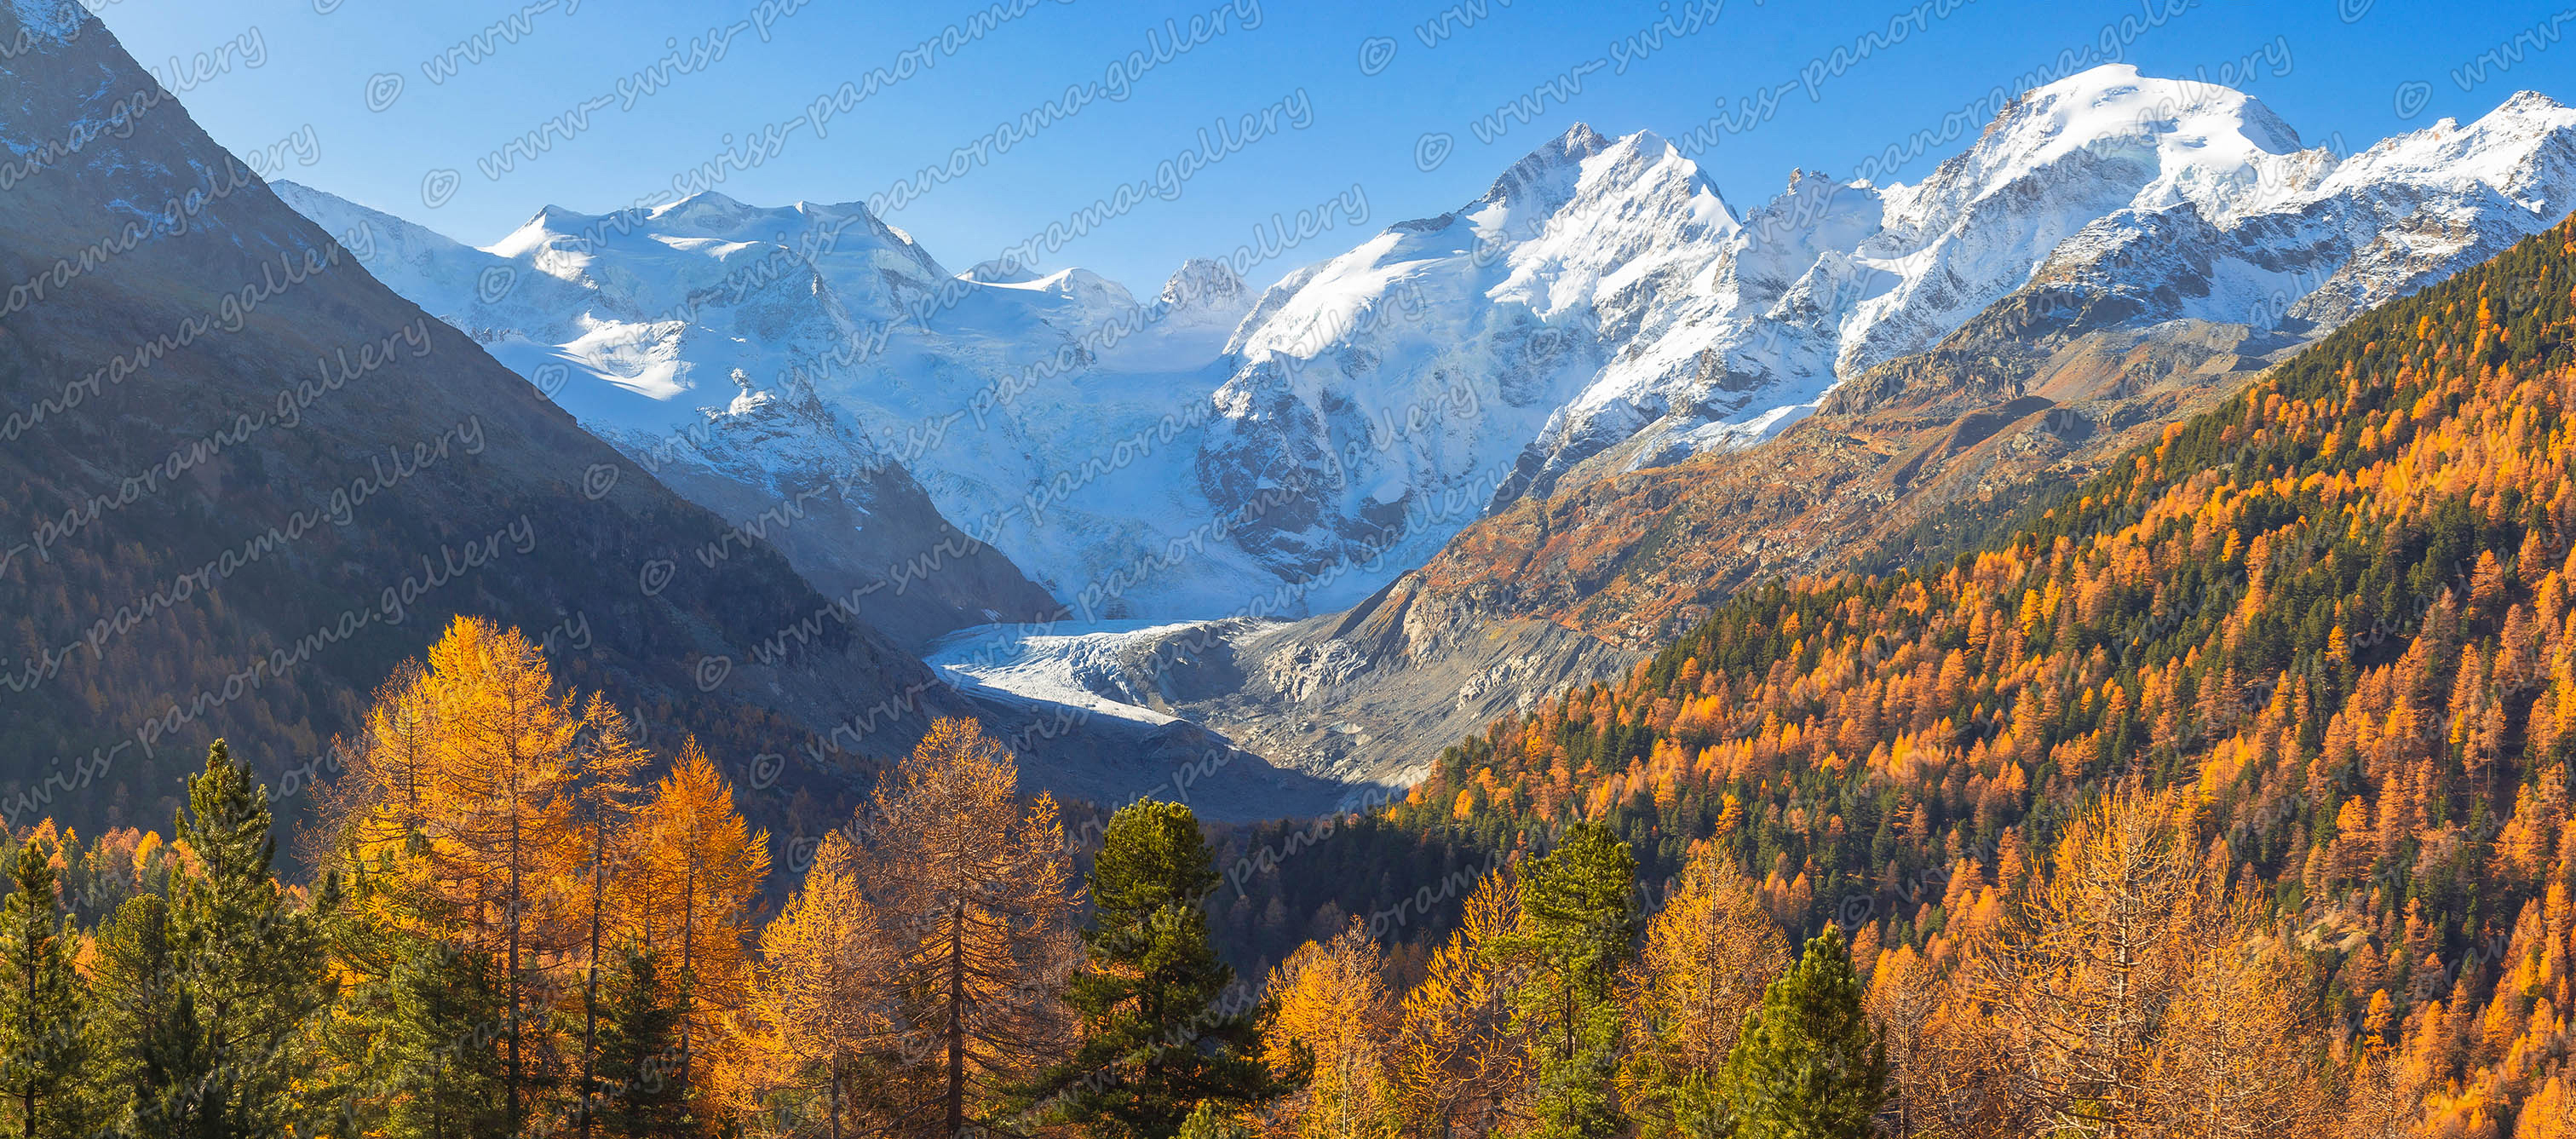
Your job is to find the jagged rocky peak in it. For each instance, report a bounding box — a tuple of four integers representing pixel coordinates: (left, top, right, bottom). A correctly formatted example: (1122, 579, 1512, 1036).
(1158, 257, 1246, 314)
(1478, 121, 1616, 213)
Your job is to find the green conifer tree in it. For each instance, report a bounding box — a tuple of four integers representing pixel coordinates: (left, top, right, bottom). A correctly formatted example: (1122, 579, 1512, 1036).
(1175, 1100, 1256, 1139)
(1722, 925, 1888, 1139)
(136, 989, 217, 1139)
(378, 937, 512, 1139)
(0, 831, 86, 1139)
(589, 946, 691, 1139)
(83, 895, 191, 1138)
(1508, 821, 1640, 1139)
(1016, 801, 1301, 1138)
(168, 739, 331, 1139)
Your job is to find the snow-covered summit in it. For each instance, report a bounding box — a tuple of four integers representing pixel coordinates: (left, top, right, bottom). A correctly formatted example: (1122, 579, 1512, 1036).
(278, 177, 1290, 618)
(963, 257, 1042, 284)
(279, 64, 2576, 627)
(1886, 64, 2320, 229)
(1197, 66, 2576, 567)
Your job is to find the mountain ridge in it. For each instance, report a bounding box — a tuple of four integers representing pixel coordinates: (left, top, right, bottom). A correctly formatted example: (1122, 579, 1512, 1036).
(263, 57, 2576, 796)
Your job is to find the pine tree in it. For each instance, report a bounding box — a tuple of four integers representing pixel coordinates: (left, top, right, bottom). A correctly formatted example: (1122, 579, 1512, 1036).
(168, 739, 331, 1139)
(592, 947, 690, 1139)
(1509, 821, 1639, 1139)
(134, 990, 215, 1139)
(1176, 1100, 1256, 1139)
(1017, 800, 1302, 1138)
(82, 894, 181, 1137)
(379, 938, 510, 1139)
(0, 831, 85, 1139)
(1720, 924, 1887, 1139)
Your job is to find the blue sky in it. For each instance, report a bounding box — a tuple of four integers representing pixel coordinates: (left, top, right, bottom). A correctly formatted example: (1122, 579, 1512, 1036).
(95, 0, 2576, 295)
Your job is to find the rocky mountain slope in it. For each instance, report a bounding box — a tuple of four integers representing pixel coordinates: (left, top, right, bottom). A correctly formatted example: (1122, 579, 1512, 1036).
(1124, 71, 2576, 785)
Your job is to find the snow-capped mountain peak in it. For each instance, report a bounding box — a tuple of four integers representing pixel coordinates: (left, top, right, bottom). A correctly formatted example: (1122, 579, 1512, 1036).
(281, 66, 2576, 629)
(1196, 66, 2576, 575)
(1895, 63, 2318, 227)
(1469, 121, 1617, 217)
(2320, 87, 2576, 204)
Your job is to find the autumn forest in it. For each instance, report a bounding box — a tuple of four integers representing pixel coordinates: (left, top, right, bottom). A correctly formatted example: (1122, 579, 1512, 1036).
(20, 181, 2576, 1139)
